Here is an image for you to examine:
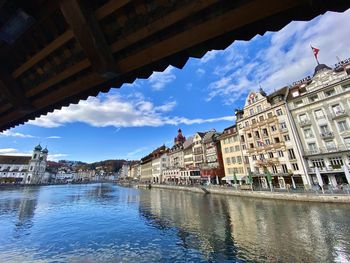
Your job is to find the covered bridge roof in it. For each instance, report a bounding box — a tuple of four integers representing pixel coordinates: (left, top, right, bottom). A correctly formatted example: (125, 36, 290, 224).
(0, 0, 349, 131)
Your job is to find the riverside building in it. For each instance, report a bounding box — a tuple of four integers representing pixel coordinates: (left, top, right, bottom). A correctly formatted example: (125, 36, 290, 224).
(219, 125, 247, 184)
(236, 88, 308, 189)
(287, 59, 350, 188)
(0, 144, 48, 184)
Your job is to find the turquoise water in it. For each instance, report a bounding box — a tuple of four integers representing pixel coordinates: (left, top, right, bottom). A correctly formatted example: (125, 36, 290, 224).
(0, 183, 349, 262)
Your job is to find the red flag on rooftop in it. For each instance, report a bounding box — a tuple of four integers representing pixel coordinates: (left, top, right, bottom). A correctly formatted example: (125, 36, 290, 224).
(310, 45, 320, 65)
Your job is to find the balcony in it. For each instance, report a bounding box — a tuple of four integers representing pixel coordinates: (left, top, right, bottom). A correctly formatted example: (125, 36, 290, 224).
(330, 109, 348, 119)
(304, 144, 350, 155)
(320, 131, 334, 139)
(299, 119, 311, 127)
(308, 166, 343, 173)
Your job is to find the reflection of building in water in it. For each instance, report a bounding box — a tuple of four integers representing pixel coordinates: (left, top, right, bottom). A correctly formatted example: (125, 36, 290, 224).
(139, 189, 235, 261)
(139, 189, 349, 262)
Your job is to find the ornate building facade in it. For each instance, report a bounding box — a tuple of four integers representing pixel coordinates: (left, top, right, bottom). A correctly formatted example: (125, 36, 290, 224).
(287, 60, 350, 188)
(236, 88, 307, 189)
(0, 144, 48, 184)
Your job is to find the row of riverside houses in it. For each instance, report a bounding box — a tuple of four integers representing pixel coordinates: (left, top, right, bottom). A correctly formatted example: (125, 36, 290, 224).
(126, 58, 350, 190)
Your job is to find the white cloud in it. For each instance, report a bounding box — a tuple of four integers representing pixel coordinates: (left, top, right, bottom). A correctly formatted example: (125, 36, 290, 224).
(200, 50, 220, 63)
(148, 66, 176, 91)
(0, 130, 35, 138)
(205, 9, 350, 104)
(48, 153, 68, 162)
(196, 68, 205, 76)
(0, 148, 66, 161)
(0, 148, 28, 155)
(27, 92, 234, 128)
(47, 136, 61, 139)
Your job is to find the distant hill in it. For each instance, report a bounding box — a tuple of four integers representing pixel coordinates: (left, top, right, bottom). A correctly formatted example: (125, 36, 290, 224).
(75, 159, 128, 173)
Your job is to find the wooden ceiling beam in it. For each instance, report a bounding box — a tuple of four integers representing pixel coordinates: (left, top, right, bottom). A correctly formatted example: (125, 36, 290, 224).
(0, 71, 34, 113)
(115, 0, 301, 73)
(60, 0, 118, 78)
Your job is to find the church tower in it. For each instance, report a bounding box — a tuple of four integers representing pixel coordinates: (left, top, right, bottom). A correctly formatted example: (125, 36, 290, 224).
(24, 144, 48, 184)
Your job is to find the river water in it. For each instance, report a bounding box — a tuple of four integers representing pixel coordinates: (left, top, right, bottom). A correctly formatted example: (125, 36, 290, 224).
(0, 183, 349, 262)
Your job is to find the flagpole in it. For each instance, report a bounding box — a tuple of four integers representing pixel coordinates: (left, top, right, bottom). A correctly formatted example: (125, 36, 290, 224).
(310, 44, 320, 65)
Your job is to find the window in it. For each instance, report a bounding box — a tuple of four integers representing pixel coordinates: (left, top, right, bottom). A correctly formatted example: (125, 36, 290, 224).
(271, 125, 277, 132)
(259, 115, 264, 121)
(277, 150, 284, 157)
(332, 104, 343, 114)
(33, 154, 37, 159)
(329, 157, 343, 167)
(268, 152, 274, 158)
(325, 140, 336, 151)
(244, 156, 249, 164)
(308, 143, 317, 153)
(231, 157, 236, 164)
(252, 155, 257, 160)
(248, 133, 252, 138)
(252, 119, 257, 124)
(267, 112, 273, 118)
(274, 137, 280, 143)
(259, 154, 265, 160)
(235, 145, 240, 151)
(280, 122, 287, 129)
(242, 144, 246, 150)
(309, 95, 318, 102)
(241, 135, 245, 142)
(294, 100, 303, 107)
(262, 128, 268, 136)
(237, 156, 242, 163)
(338, 120, 349, 132)
(311, 159, 325, 168)
(226, 157, 231, 164)
(299, 114, 308, 121)
(265, 139, 271, 145)
(272, 166, 278, 173)
(257, 105, 262, 112)
(282, 164, 288, 173)
(344, 137, 350, 148)
(292, 163, 299, 171)
(255, 131, 260, 138)
(230, 146, 234, 152)
(320, 125, 330, 134)
(249, 143, 254, 149)
(255, 167, 260, 173)
(245, 121, 249, 127)
(283, 135, 290, 141)
(324, 88, 335, 97)
(288, 149, 296, 159)
(304, 128, 314, 139)
(249, 108, 254, 116)
(314, 109, 324, 119)
(276, 109, 283, 116)
(342, 83, 350, 91)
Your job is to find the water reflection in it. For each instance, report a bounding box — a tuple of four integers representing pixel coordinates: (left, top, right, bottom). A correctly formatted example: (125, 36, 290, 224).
(139, 188, 350, 262)
(0, 184, 349, 262)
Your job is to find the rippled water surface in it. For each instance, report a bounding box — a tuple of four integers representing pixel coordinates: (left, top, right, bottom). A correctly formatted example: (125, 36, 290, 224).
(0, 183, 349, 262)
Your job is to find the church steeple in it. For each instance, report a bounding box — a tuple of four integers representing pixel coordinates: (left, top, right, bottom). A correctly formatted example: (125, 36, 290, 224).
(174, 128, 186, 145)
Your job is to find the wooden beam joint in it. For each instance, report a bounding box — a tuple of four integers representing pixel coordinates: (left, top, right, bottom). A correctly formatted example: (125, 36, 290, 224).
(60, 0, 118, 79)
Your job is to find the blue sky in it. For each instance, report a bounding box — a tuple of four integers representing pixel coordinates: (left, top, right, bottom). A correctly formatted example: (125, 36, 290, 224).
(1, 9, 350, 163)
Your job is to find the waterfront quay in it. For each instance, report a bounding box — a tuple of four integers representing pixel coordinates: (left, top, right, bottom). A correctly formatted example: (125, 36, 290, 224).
(0, 183, 349, 262)
(138, 183, 350, 204)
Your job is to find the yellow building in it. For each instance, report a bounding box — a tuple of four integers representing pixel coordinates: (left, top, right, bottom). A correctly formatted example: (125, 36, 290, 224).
(219, 125, 246, 184)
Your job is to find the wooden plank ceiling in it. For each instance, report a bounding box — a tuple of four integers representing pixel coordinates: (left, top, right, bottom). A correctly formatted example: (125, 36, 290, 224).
(0, 0, 349, 131)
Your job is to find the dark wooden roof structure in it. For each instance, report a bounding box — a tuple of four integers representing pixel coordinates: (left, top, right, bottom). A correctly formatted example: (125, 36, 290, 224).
(0, 0, 349, 131)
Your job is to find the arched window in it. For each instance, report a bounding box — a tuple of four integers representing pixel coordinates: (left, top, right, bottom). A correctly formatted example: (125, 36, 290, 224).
(34, 154, 37, 159)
